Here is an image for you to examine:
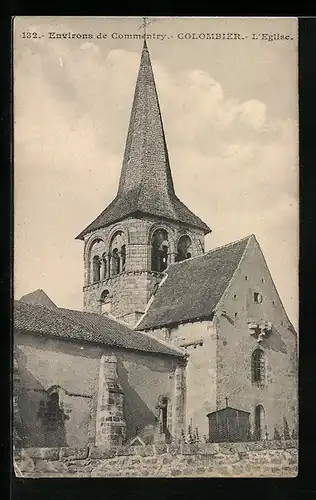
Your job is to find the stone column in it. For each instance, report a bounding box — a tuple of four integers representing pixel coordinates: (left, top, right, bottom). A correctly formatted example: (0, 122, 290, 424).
(100, 258, 106, 281)
(84, 259, 90, 287)
(172, 361, 187, 441)
(106, 254, 111, 278)
(168, 251, 177, 265)
(95, 355, 126, 447)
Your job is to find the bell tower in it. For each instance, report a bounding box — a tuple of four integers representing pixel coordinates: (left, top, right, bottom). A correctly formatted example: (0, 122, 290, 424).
(76, 41, 211, 326)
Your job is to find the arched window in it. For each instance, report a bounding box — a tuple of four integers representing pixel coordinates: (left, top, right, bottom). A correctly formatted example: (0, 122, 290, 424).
(151, 229, 169, 272)
(88, 238, 105, 285)
(92, 256, 101, 283)
(109, 231, 126, 277)
(175, 235, 192, 262)
(251, 349, 266, 386)
(111, 248, 120, 276)
(100, 289, 111, 315)
(254, 404, 265, 440)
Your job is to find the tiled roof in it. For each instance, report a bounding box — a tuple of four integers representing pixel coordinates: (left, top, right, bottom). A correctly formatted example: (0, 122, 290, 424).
(19, 289, 58, 308)
(76, 42, 210, 239)
(137, 235, 252, 330)
(13, 300, 184, 358)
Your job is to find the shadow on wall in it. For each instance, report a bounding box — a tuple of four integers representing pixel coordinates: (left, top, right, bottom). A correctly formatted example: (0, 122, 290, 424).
(15, 347, 47, 447)
(116, 359, 157, 441)
(15, 347, 68, 447)
(260, 326, 287, 354)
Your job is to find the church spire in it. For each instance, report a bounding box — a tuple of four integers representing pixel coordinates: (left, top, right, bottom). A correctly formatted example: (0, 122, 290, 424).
(76, 41, 211, 240)
(117, 40, 176, 203)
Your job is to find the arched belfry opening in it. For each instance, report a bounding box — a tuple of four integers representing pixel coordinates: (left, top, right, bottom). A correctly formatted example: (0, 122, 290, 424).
(109, 231, 126, 277)
(175, 234, 192, 262)
(151, 229, 169, 272)
(88, 238, 104, 284)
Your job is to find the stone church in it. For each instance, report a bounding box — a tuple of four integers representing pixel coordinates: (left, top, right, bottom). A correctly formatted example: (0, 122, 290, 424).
(13, 41, 298, 449)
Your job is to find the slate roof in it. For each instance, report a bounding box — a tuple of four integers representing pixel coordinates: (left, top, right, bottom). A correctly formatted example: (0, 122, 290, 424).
(14, 300, 184, 358)
(19, 289, 58, 308)
(137, 235, 252, 331)
(76, 41, 210, 239)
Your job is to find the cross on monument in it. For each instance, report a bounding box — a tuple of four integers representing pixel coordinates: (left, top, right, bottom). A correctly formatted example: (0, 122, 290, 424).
(138, 16, 154, 38)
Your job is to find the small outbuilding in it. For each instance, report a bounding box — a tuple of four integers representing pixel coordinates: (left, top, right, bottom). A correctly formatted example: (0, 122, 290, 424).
(207, 400, 251, 443)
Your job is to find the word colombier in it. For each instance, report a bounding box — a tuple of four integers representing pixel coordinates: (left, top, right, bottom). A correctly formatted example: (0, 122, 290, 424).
(21, 31, 294, 42)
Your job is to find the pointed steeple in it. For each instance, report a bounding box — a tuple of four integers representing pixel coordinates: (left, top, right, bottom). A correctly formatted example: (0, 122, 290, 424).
(117, 40, 176, 204)
(76, 41, 211, 240)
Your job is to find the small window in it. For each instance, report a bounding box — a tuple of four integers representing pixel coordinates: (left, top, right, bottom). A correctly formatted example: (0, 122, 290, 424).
(233, 294, 237, 299)
(261, 278, 265, 284)
(245, 276, 248, 281)
(253, 292, 263, 304)
(272, 300, 276, 306)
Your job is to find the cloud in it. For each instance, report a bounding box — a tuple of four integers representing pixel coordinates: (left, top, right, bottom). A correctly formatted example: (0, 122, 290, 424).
(14, 33, 298, 328)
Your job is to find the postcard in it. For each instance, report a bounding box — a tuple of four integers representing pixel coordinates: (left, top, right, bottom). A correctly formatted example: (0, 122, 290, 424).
(13, 16, 298, 477)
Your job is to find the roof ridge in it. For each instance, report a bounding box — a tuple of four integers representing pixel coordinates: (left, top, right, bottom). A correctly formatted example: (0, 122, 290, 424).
(58, 306, 185, 355)
(15, 300, 53, 310)
(15, 302, 182, 357)
(15, 301, 94, 337)
(213, 234, 253, 314)
(204, 234, 254, 255)
(18, 289, 58, 308)
(167, 234, 254, 269)
(58, 307, 134, 332)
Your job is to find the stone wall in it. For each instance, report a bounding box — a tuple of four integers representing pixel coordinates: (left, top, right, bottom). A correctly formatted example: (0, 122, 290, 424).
(150, 320, 217, 437)
(15, 332, 182, 447)
(13, 440, 298, 478)
(82, 217, 206, 323)
(215, 235, 298, 439)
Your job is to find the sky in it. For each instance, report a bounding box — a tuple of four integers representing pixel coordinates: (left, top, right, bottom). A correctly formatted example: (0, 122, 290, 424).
(13, 17, 299, 329)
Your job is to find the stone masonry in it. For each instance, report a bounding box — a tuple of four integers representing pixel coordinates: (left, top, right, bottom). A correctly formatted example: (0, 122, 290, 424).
(14, 440, 298, 478)
(95, 355, 126, 446)
(83, 217, 205, 325)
